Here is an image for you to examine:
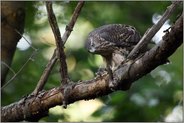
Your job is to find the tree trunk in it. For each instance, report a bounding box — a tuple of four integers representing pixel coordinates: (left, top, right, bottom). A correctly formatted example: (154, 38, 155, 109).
(1, 1, 25, 85)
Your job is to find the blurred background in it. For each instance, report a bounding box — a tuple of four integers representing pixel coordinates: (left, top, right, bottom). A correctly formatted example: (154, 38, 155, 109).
(1, 1, 183, 122)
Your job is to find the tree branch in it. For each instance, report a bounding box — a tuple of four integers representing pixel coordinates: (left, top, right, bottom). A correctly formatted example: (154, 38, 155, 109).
(113, 14, 183, 90)
(127, 1, 182, 59)
(1, 13, 183, 122)
(46, 1, 68, 85)
(32, 1, 85, 95)
(62, 1, 85, 44)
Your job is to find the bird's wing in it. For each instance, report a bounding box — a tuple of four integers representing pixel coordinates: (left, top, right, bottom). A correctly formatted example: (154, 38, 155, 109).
(96, 24, 141, 48)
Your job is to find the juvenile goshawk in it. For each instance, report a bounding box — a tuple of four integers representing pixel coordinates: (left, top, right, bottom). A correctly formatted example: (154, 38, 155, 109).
(85, 24, 142, 88)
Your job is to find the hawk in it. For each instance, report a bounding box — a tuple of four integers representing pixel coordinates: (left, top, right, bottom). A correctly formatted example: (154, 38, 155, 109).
(85, 24, 142, 88)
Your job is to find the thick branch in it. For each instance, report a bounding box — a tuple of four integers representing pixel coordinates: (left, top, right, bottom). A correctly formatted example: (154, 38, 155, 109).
(114, 14, 183, 90)
(1, 14, 183, 122)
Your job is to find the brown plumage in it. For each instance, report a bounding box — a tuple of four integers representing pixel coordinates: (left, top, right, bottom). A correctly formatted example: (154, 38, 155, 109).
(85, 24, 141, 75)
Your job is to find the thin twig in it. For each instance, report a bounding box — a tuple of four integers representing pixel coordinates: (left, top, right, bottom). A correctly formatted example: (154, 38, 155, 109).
(1, 61, 16, 75)
(14, 29, 37, 51)
(62, 1, 85, 44)
(127, 1, 182, 59)
(1, 51, 37, 90)
(32, 1, 85, 95)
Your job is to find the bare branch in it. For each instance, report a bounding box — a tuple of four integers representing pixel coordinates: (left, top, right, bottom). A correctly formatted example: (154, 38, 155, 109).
(127, 1, 182, 59)
(62, 1, 85, 43)
(32, 49, 58, 95)
(1, 61, 16, 75)
(46, 1, 68, 85)
(1, 13, 183, 122)
(32, 1, 85, 95)
(114, 14, 183, 90)
(1, 51, 37, 90)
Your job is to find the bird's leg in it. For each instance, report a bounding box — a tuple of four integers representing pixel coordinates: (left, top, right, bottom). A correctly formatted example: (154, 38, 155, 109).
(104, 52, 125, 90)
(107, 61, 118, 91)
(103, 55, 116, 90)
(107, 62, 113, 80)
(108, 59, 133, 91)
(109, 53, 146, 90)
(103, 54, 122, 91)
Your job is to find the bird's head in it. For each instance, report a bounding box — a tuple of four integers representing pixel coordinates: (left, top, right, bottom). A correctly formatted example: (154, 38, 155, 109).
(85, 31, 113, 56)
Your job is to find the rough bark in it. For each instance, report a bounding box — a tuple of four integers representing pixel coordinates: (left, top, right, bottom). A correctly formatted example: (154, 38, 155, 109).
(1, 14, 183, 122)
(1, 1, 25, 85)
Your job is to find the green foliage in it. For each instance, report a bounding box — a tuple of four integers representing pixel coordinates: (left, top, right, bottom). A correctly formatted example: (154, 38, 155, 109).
(1, 1, 182, 122)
